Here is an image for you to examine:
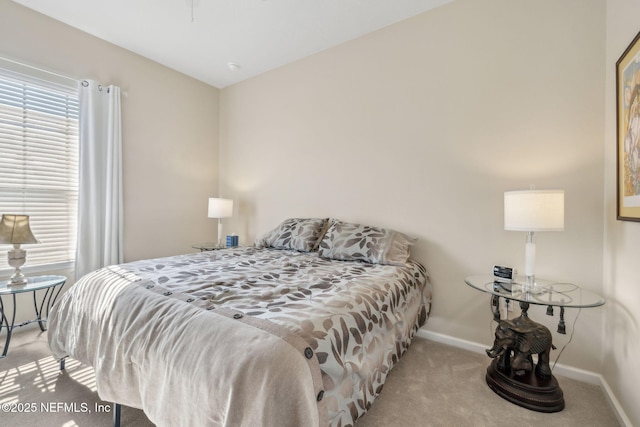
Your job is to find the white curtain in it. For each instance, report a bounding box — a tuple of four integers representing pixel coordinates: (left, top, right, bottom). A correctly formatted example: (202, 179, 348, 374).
(75, 80, 123, 280)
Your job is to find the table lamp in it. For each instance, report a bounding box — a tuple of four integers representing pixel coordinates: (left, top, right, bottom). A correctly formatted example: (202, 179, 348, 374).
(0, 214, 40, 285)
(208, 198, 233, 248)
(504, 189, 564, 291)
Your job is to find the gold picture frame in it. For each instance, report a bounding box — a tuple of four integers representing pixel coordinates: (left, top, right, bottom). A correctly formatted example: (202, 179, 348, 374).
(616, 30, 640, 221)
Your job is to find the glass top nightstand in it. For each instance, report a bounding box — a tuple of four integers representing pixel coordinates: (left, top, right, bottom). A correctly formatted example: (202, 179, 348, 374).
(0, 275, 67, 295)
(0, 274, 67, 358)
(464, 274, 604, 413)
(192, 243, 225, 251)
(464, 275, 604, 309)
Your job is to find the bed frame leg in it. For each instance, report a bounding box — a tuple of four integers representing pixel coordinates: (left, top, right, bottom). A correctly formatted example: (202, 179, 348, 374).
(113, 403, 121, 427)
(58, 357, 120, 426)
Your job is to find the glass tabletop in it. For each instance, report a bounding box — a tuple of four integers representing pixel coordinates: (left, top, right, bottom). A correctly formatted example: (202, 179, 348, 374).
(192, 243, 224, 250)
(464, 275, 605, 308)
(0, 275, 66, 295)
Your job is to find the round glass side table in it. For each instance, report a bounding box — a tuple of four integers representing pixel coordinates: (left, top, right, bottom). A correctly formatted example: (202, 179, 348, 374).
(192, 243, 224, 251)
(464, 275, 604, 413)
(0, 275, 67, 358)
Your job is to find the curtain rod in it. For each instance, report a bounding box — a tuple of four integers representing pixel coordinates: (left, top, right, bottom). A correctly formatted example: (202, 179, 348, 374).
(0, 55, 128, 97)
(81, 79, 129, 98)
(0, 55, 78, 83)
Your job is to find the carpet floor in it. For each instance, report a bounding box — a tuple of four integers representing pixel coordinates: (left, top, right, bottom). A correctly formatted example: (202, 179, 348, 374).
(0, 326, 621, 426)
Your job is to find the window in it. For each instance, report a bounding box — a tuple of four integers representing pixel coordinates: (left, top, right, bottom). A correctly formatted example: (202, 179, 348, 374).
(0, 62, 79, 271)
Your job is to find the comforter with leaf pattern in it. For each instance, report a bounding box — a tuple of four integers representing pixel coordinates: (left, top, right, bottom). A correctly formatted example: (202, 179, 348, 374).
(48, 247, 430, 427)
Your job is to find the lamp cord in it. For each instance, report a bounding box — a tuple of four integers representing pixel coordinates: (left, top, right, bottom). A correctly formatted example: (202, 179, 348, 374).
(551, 307, 581, 372)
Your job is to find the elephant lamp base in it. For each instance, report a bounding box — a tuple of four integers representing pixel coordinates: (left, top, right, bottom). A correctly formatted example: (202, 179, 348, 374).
(486, 358, 565, 412)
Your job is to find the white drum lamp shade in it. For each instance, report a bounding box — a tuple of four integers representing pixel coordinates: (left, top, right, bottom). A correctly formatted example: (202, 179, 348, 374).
(208, 198, 233, 219)
(504, 190, 564, 232)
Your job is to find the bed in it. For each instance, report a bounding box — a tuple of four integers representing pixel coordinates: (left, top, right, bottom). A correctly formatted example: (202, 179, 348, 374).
(47, 218, 431, 427)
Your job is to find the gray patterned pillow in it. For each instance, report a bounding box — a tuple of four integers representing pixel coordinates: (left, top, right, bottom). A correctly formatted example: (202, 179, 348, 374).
(254, 218, 329, 252)
(318, 219, 415, 265)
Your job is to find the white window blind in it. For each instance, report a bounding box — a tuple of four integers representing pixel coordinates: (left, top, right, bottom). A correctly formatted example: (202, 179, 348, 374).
(0, 64, 79, 271)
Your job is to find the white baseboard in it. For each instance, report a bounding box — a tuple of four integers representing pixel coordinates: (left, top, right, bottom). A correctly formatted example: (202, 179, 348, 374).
(415, 329, 633, 427)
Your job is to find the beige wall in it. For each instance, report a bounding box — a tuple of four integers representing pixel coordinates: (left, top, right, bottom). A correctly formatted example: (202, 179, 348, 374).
(220, 0, 606, 374)
(0, 0, 220, 323)
(604, 1, 640, 425)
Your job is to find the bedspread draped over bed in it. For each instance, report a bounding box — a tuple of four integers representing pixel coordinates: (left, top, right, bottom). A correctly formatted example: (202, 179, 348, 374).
(48, 247, 430, 427)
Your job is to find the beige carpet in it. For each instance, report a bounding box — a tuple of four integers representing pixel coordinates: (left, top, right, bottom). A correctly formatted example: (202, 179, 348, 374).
(0, 326, 621, 427)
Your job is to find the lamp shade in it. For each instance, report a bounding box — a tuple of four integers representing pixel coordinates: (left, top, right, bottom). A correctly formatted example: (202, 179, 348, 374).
(504, 190, 564, 232)
(207, 198, 233, 219)
(0, 214, 39, 244)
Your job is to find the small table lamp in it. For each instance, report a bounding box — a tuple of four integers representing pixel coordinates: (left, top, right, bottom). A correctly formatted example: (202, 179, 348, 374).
(208, 198, 233, 248)
(0, 214, 40, 285)
(504, 189, 564, 291)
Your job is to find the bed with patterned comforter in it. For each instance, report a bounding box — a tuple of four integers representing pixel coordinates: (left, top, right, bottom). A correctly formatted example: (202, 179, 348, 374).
(48, 219, 430, 427)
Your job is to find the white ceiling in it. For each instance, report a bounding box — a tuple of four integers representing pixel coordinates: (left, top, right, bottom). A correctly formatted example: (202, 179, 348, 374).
(12, 0, 451, 88)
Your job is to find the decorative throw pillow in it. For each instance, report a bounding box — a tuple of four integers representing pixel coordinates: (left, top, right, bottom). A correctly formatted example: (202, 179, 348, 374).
(254, 218, 329, 252)
(318, 219, 415, 265)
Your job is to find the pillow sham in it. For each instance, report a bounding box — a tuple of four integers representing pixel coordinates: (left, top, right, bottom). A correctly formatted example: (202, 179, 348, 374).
(254, 217, 329, 252)
(317, 219, 415, 266)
